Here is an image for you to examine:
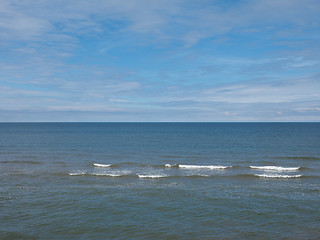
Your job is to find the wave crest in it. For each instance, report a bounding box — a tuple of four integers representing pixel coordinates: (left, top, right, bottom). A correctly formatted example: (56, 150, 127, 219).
(250, 166, 300, 172)
(93, 163, 111, 168)
(179, 165, 229, 170)
(255, 174, 302, 178)
(165, 164, 179, 168)
(138, 174, 167, 179)
(69, 172, 124, 177)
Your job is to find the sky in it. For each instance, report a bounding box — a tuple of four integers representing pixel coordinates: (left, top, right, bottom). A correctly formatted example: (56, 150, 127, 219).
(1, 0, 320, 122)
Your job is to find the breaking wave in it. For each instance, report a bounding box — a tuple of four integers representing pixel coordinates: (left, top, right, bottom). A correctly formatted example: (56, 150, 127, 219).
(250, 166, 300, 172)
(93, 163, 111, 168)
(66, 162, 312, 180)
(164, 164, 179, 168)
(178, 164, 229, 170)
(254, 174, 302, 178)
(69, 172, 126, 177)
(69, 172, 87, 176)
(138, 174, 167, 179)
(68, 172, 309, 179)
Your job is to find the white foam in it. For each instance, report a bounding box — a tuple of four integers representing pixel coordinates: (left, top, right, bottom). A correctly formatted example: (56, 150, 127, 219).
(69, 172, 122, 177)
(165, 164, 178, 168)
(138, 174, 167, 179)
(179, 165, 229, 170)
(92, 173, 121, 177)
(93, 163, 111, 168)
(255, 174, 302, 178)
(69, 172, 86, 176)
(189, 174, 210, 177)
(250, 166, 300, 172)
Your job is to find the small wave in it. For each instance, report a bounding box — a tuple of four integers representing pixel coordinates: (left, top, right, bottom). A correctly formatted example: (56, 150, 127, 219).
(91, 173, 122, 177)
(138, 174, 167, 179)
(230, 174, 257, 179)
(0, 160, 42, 164)
(186, 174, 210, 178)
(93, 163, 111, 168)
(255, 174, 302, 178)
(160, 155, 185, 159)
(69, 172, 86, 176)
(179, 165, 229, 170)
(164, 164, 179, 168)
(69, 172, 124, 177)
(250, 166, 300, 172)
(276, 156, 320, 161)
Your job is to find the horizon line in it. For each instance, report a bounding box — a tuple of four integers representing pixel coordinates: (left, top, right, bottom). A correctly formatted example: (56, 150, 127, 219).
(1, 121, 319, 123)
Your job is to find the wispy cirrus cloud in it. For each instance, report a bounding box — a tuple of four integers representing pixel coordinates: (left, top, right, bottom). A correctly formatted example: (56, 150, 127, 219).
(1, 0, 319, 45)
(1, 0, 320, 121)
(201, 77, 320, 104)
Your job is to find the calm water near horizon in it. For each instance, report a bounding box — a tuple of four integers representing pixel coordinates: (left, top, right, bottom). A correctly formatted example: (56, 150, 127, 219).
(1, 123, 320, 239)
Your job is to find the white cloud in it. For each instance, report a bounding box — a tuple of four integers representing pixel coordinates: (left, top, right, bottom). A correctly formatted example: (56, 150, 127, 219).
(295, 107, 320, 112)
(202, 77, 320, 104)
(109, 98, 129, 103)
(1, 0, 319, 46)
(0, 1, 51, 40)
(1, 0, 320, 121)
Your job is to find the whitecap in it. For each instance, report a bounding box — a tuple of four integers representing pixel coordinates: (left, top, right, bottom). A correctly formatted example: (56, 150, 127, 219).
(165, 164, 178, 168)
(179, 165, 229, 170)
(69, 172, 86, 176)
(188, 174, 210, 177)
(92, 173, 121, 177)
(69, 172, 122, 177)
(93, 163, 111, 168)
(250, 166, 300, 172)
(138, 174, 167, 179)
(255, 174, 302, 178)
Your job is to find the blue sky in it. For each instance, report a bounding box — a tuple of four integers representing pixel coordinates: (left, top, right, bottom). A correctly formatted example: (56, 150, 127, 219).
(1, 0, 320, 121)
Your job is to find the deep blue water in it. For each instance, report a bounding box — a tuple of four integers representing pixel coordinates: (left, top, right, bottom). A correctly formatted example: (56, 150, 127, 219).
(1, 123, 320, 239)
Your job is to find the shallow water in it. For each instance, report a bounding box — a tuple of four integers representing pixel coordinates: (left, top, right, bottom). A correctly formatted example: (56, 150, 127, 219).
(1, 123, 320, 239)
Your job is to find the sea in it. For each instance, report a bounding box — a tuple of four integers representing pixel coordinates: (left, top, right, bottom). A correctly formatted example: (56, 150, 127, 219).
(1, 122, 320, 239)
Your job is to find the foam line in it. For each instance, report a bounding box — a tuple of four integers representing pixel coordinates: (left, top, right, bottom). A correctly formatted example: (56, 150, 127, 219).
(179, 165, 229, 169)
(92, 173, 121, 177)
(138, 174, 167, 179)
(69, 172, 122, 177)
(250, 166, 300, 171)
(93, 163, 111, 168)
(165, 164, 178, 168)
(255, 174, 302, 178)
(69, 172, 86, 176)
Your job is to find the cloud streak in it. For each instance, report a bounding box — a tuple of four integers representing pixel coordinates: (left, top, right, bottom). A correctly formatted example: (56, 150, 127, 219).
(202, 77, 320, 104)
(0, 0, 320, 121)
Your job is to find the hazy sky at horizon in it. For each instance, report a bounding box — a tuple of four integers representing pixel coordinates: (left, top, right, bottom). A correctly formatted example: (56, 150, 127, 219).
(1, 0, 320, 121)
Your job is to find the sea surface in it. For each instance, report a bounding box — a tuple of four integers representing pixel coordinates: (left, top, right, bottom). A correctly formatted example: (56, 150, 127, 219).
(1, 123, 320, 239)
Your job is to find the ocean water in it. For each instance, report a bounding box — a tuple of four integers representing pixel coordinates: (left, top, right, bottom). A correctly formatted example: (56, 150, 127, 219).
(1, 122, 320, 239)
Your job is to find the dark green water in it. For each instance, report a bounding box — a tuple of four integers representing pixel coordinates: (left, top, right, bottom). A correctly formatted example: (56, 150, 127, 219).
(1, 123, 320, 239)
